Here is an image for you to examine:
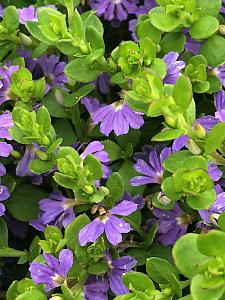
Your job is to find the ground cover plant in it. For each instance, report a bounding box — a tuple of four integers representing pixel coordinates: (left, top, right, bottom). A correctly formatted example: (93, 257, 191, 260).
(0, 0, 225, 299)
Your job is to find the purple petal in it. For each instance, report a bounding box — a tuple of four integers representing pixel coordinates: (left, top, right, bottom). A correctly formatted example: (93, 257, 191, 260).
(79, 219, 104, 246)
(110, 200, 137, 216)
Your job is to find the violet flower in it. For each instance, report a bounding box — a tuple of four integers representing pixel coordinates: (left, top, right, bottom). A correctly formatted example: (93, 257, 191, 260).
(84, 276, 109, 300)
(90, 0, 138, 21)
(163, 52, 186, 84)
(17, 5, 56, 25)
(29, 249, 73, 291)
(212, 64, 225, 88)
(93, 101, 144, 136)
(130, 146, 171, 186)
(199, 185, 225, 224)
(95, 73, 112, 95)
(151, 203, 190, 246)
(81, 97, 102, 118)
(183, 29, 202, 55)
(221, 0, 225, 14)
(120, 192, 144, 210)
(0, 112, 14, 157)
(79, 200, 137, 246)
(0, 162, 10, 216)
(80, 141, 110, 179)
(106, 253, 137, 295)
(0, 66, 19, 105)
(30, 191, 75, 231)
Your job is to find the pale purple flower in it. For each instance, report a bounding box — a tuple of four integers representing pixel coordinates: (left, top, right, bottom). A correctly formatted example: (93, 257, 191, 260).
(130, 146, 171, 186)
(30, 192, 75, 231)
(0, 112, 13, 157)
(17, 5, 56, 25)
(220, 0, 225, 14)
(0, 5, 4, 17)
(0, 66, 19, 105)
(16, 145, 43, 185)
(79, 200, 138, 246)
(29, 249, 73, 291)
(0, 162, 10, 216)
(84, 276, 109, 300)
(199, 185, 225, 224)
(212, 64, 225, 88)
(120, 192, 144, 210)
(93, 101, 144, 136)
(151, 203, 189, 246)
(163, 52, 185, 84)
(106, 253, 137, 295)
(208, 163, 222, 182)
(90, 0, 139, 21)
(81, 97, 101, 118)
(183, 29, 202, 55)
(80, 141, 110, 178)
(95, 73, 112, 95)
(214, 89, 225, 121)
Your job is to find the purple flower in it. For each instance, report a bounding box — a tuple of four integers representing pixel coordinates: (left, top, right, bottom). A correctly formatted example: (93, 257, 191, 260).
(0, 112, 13, 157)
(184, 29, 202, 55)
(29, 249, 73, 291)
(208, 163, 222, 182)
(220, 0, 225, 14)
(93, 101, 144, 136)
(30, 192, 75, 231)
(163, 52, 185, 84)
(215, 89, 225, 121)
(90, 0, 138, 21)
(152, 203, 190, 246)
(84, 276, 109, 300)
(0, 162, 10, 216)
(212, 64, 225, 88)
(95, 73, 112, 95)
(0, 5, 4, 17)
(79, 200, 138, 246)
(35, 54, 67, 94)
(199, 185, 225, 224)
(106, 253, 137, 295)
(16, 145, 43, 185)
(17, 5, 56, 25)
(130, 146, 171, 186)
(0, 66, 19, 105)
(120, 192, 144, 210)
(81, 97, 101, 118)
(80, 141, 110, 178)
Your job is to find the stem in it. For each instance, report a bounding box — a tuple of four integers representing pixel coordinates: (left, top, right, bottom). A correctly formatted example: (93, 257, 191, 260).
(71, 105, 85, 143)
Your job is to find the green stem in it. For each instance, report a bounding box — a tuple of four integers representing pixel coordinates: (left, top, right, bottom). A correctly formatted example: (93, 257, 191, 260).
(71, 105, 85, 143)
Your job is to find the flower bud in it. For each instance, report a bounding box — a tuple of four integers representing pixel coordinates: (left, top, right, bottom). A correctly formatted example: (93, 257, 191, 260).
(35, 150, 49, 161)
(10, 150, 21, 159)
(157, 192, 171, 206)
(80, 42, 90, 54)
(99, 186, 110, 196)
(219, 25, 225, 36)
(194, 123, 206, 139)
(42, 135, 51, 146)
(19, 33, 33, 46)
(187, 139, 202, 155)
(83, 185, 95, 195)
(163, 287, 172, 296)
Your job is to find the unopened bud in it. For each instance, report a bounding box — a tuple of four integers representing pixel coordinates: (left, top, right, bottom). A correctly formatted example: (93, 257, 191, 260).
(187, 139, 202, 155)
(19, 33, 33, 46)
(10, 150, 22, 159)
(42, 135, 51, 146)
(219, 25, 225, 36)
(35, 150, 48, 161)
(156, 44, 161, 53)
(80, 42, 89, 54)
(163, 287, 172, 296)
(99, 186, 110, 196)
(83, 185, 94, 195)
(194, 123, 206, 139)
(157, 193, 171, 206)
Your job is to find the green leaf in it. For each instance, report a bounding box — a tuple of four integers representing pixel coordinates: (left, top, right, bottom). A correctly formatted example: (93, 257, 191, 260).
(196, 0, 222, 16)
(149, 7, 180, 32)
(186, 189, 216, 210)
(26, 21, 51, 44)
(102, 140, 122, 161)
(191, 274, 225, 300)
(83, 154, 103, 180)
(43, 89, 69, 118)
(190, 16, 219, 40)
(0, 218, 8, 248)
(16, 289, 47, 300)
(6, 281, 19, 300)
(146, 257, 179, 284)
(65, 57, 100, 82)
(106, 172, 124, 206)
(218, 211, 225, 232)
(63, 84, 95, 107)
(173, 75, 192, 111)
(173, 234, 207, 278)
(85, 26, 105, 50)
(161, 32, 186, 55)
(205, 122, 225, 154)
(0, 247, 26, 257)
(29, 159, 55, 174)
(137, 18, 162, 44)
(201, 35, 225, 68)
(36, 106, 51, 134)
(152, 129, 185, 141)
(197, 230, 225, 257)
(65, 214, 90, 251)
(3, 6, 19, 33)
(163, 151, 192, 173)
(53, 172, 76, 189)
(54, 119, 77, 146)
(6, 184, 47, 222)
(87, 262, 108, 275)
(122, 272, 155, 292)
